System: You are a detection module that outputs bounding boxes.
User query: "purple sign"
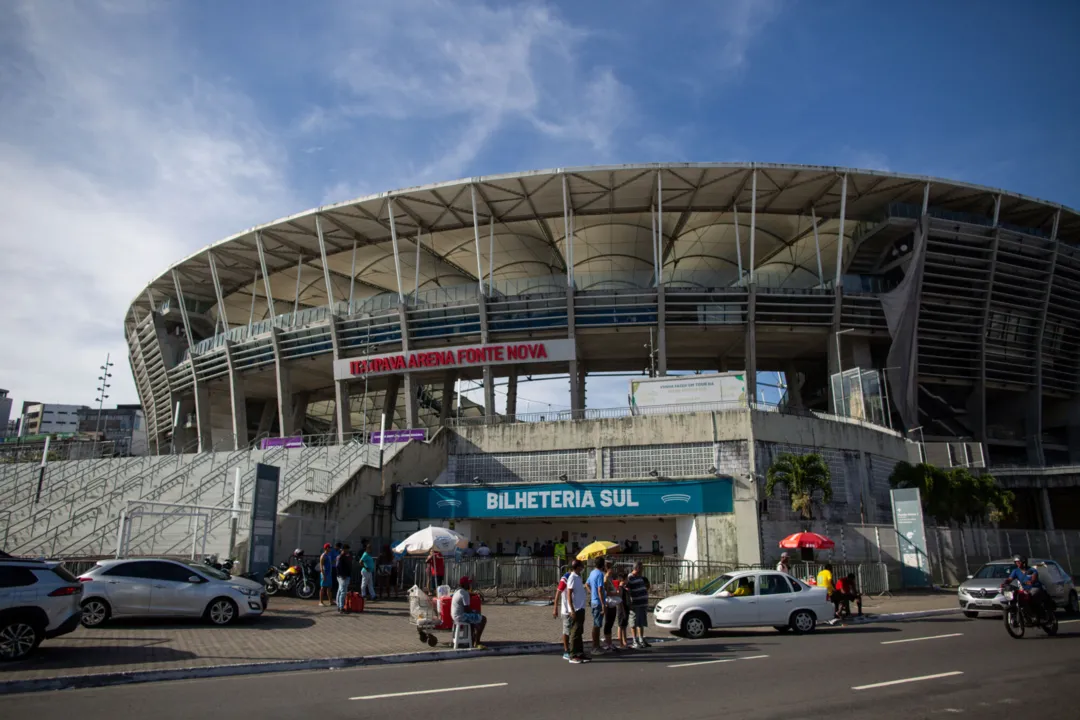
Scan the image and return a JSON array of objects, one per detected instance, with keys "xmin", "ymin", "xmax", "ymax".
[
  {"xmin": 369, "ymin": 428, "xmax": 427, "ymax": 444},
  {"xmin": 260, "ymin": 436, "xmax": 304, "ymax": 450}
]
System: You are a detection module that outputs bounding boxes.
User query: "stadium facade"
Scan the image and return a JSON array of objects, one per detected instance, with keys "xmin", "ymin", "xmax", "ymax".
[{"xmin": 126, "ymin": 163, "xmax": 1079, "ymax": 468}]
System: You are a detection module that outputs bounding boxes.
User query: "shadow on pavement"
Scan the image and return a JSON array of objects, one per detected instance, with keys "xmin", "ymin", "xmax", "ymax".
[
  {"xmin": 8, "ymin": 645, "xmax": 198, "ymax": 672},
  {"xmin": 93, "ymin": 614, "xmax": 315, "ymax": 630}
]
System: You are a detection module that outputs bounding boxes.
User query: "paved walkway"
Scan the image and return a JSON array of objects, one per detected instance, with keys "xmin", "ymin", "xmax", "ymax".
[{"xmin": 2, "ymin": 591, "xmax": 957, "ymax": 684}]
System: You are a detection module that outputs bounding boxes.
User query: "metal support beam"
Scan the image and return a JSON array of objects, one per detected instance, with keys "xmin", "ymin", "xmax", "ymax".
[
  {"xmin": 224, "ymin": 342, "xmax": 248, "ymax": 450},
  {"xmin": 471, "ymin": 185, "xmax": 485, "ymax": 296},
  {"xmin": 733, "ymin": 204, "xmax": 743, "ymax": 284},
  {"xmin": 387, "ymin": 199, "xmax": 405, "ymax": 304},
  {"xmin": 834, "ymin": 173, "xmax": 848, "ymax": 287},
  {"xmin": 745, "ymin": 286, "xmax": 757, "ymax": 403},
  {"xmin": 657, "ymin": 169, "xmax": 664, "ymax": 286},
  {"xmin": 269, "ymin": 328, "xmax": 294, "ymax": 437},
  {"xmin": 811, "ymin": 206, "xmax": 825, "ymax": 287},
  {"xmin": 327, "ymin": 316, "xmax": 351, "ymax": 444},
  {"xmin": 1030, "ymin": 210, "xmax": 1062, "ymax": 466},
  {"xmin": 315, "ymin": 215, "xmax": 336, "ymax": 310},
  {"xmin": 922, "ymin": 181, "xmax": 931, "ymax": 216},
  {"xmin": 348, "ymin": 240, "xmax": 357, "ymax": 312},
  {"xmin": 414, "ymin": 230, "xmax": 422, "ymax": 301},
  {"xmin": 247, "ymin": 271, "xmax": 257, "ymax": 333},
  {"xmin": 397, "ymin": 305, "xmax": 418, "ymax": 428},
  {"xmin": 976, "ymin": 230, "xmax": 1002, "ymax": 443},
  {"xmin": 254, "ymin": 231, "xmax": 277, "ymax": 321},
  {"xmin": 749, "ymin": 169, "xmax": 757, "ymax": 284},
  {"xmin": 506, "ymin": 367, "xmax": 518, "ymax": 422},
  {"xmin": 992, "ymin": 194, "xmax": 1001, "ymax": 227},
  {"xmin": 207, "ymin": 251, "xmax": 229, "ymax": 332},
  {"xmin": 478, "ymin": 295, "xmax": 495, "ymax": 415},
  {"xmin": 439, "ymin": 371, "xmax": 457, "ymax": 423},
  {"xmin": 292, "ymin": 254, "xmax": 303, "ymax": 321},
  {"xmin": 657, "ymin": 284, "xmax": 667, "ymax": 376},
  {"xmin": 488, "ymin": 214, "xmax": 495, "ymax": 293},
  {"xmin": 170, "ymin": 269, "xmax": 195, "ymax": 350}
]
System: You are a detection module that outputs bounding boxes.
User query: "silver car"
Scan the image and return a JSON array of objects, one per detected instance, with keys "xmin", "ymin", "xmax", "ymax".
[
  {"xmin": 78, "ymin": 558, "xmax": 267, "ymax": 627},
  {"xmin": 0, "ymin": 558, "xmax": 84, "ymax": 661},
  {"xmin": 958, "ymin": 558, "xmax": 1078, "ymax": 618}
]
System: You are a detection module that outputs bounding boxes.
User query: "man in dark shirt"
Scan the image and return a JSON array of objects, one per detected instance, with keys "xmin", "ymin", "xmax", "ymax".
[{"xmin": 625, "ymin": 562, "xmax": 651, "ymax": 648}]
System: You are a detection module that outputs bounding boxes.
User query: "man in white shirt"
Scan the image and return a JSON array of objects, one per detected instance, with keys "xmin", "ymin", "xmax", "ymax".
[
  {"xmin": 476, "ymin": 542, "xmax": 491, "ymax": 557},
  {"xmin": 564, "ymin": 559, "xmax": 590, "ymax": 663},
  {"xmin": 450, "ymin": 576, "xmax": 486, "ymax": 649}
]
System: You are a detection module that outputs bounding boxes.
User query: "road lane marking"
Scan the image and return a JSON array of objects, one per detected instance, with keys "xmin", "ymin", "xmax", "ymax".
[
  {"xmin": 668, "ymin": 654, "xmax": 769, "ymax": 668},
  {"xmin": 852, "ymin": 671, "xmax": 963, "ymax": 691},
  {"xmin": 350, "ymin": 682, "xmax": 508, "ymax": 700},
  {"xmin": 880, "ymin": 632, "xmax": 963, "ymax": 645}
]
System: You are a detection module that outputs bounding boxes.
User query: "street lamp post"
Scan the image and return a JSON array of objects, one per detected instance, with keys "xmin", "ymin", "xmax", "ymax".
[{"xmin": 834, "ymin": 328, "xmax": 855, "ymax": 416}]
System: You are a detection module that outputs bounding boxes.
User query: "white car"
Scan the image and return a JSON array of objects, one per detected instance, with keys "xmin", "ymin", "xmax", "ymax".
[
  {"xmin": 654, "ymin": 570, "xmax": 833, "ymax": 638},
  {"xmin": 78, "ymin": 558, "xmax": 267, "ymax": 627}
]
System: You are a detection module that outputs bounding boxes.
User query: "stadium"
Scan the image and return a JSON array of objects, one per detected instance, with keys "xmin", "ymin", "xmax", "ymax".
[{"xmin": 13, "ymin": 162, "xmax": 1080, "ymax": 577}]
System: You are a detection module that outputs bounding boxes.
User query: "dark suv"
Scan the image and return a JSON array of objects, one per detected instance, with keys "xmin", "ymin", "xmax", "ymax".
[{"xmin": 0, "ymin": 557, "xmax": 84, "ymax": 660}]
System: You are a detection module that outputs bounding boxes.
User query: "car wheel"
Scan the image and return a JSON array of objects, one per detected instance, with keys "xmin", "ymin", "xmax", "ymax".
[
  {"xmin": 206, "ymin": 598, "xmax": 238, "ymax": 626},
  {"xmin": 963, "ymin": 611, "xmax": 979, "ymax": 619},
  {"xmin": 0, "ymin": 619, "xmax": 42, "ymax": 661},
  {"xmin": 1067, "ymin": 591, "xmax": 1078, "ymax": 616},
  {"xmin": 681, "ymin": 612, "xmax": 709, "ymax": 640},
  {"xmin": 789, "ymin": 610, "xmax": 816, "ymax": 634},
  {"xmin": 81, "ymin": 598, "xmax": 111, "ymax": 628}
]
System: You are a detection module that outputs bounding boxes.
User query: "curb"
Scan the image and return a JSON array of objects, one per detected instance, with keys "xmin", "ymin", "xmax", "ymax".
[{"xmin": 0, "ymin": 642, "xmax": 559, "ymax": 697}]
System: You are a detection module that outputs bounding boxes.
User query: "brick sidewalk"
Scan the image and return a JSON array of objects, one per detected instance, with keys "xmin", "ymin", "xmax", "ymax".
[{"xmin": 1, "ymin": 592, "xmax": 957, "ymax": 684}]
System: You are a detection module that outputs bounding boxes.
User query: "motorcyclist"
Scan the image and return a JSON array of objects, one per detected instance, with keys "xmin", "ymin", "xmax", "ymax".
[{"xmin": 1004, "ymin": 555, "xmax": 1054, "ymax": 621}]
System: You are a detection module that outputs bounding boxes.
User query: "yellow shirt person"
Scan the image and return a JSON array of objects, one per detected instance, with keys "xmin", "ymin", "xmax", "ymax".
[{"xmin": 816, "ymin": 566, "xmax": 834, "ymax": 597}]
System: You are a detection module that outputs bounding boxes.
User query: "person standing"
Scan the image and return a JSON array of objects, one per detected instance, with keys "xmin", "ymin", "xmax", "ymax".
[
  {"xmin": 359, "ymin": 542, "xmax": 377, "ymax": 601},
  {"xmin": 335, "ymin": 544, "xmax": 354, "ymax": 613},
  {"xmin": 426, "ymin": 548, "xmax": 445, "ymax": 592},
  {"xmin": 476, "ymin": 541, "xmax": 491, "ymax": 558},
  {"xmin": 319, "ymin": 543, "xmax": 335, "ymax": 606},
  {"xmin": 586, "ymin": 557, "xmax": 607, "ymax": 654},
  {"xmin": 553, "ymin": 567, "xmax": 572, "ymax": 660},
  {"xmin": 602, "ymin": 564, "xmax": 621, "ymax": 652},
  {"xmin": 777, "ymin": 552, "xmax": 791, "ymax": 574},
  {"xmin": 565, "ymin": 559, "xmax": 589, "ymax": 663},
  {"xmin": 625, "ymin": 562, "xmax": 651, "ymax": 648},
  {"xmin": 816, "ymin": 563, "xmax": 835, "ymax": 601}
]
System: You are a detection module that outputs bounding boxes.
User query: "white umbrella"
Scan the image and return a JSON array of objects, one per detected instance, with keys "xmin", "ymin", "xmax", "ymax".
[{"xmin": 394, "ymin": 525, "xmax": 467, "ymax": 555}]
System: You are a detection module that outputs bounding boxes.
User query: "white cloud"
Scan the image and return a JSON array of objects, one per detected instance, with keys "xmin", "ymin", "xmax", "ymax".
[
  {"xmin": 716, "ymin": 0, "xmax": 783, "ymax": 70},
  {"xmin": 0, "ymin": 1, "xmax": 296, "ymax": 415},
  {"xmin": 303, "ymin": 0, "xmax": 632, "ymax": 188}
]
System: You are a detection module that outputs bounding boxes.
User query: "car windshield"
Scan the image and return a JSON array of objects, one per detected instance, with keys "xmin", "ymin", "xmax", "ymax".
[
  {"xmin": 973, "ymin": 564, "xmax": 1012, "ymax": 580},
  {"xmin": 186, "ymin": 562, "xmax": 227, "ymax": 581},
  {"xmin": 694, "ymin": 574, "xmax": 735, "ymax": 595}
]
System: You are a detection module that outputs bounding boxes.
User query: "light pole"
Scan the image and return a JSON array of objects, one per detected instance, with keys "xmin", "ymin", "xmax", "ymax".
[
  {"xmin": 834, "ymin": 328, "xmax": 855, "ymax": 416},
  {"xmin": 95, "ymin": 354, "xmax": 114, "ymax": 435}
]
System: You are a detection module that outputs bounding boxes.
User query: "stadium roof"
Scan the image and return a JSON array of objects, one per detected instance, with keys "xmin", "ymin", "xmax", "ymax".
[{"xmin": 127, "ymin": 162, "xmax": 1079, "ymax": 329}]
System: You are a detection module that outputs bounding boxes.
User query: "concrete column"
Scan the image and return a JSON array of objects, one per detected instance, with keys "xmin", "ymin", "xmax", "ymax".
[
  {"xmin": 506, "ymin": 366, "xmax": 518, "ymax": 421},
  {"xmin": 290, "ymin": 391, "xmax": 310, "ymax": 436},
  {"xmin": 1039, "ymin": 486, "xmax": 1056, "ymax": 531},
  {"xmin": 269, "ymin": 328, "xmax": 294, "ymax": 437},
  {"xmin": 256, "ymin": 400, "xmax": 276, "ymax": 438},
  {"xmin": 656, "ymin": 286, "xmax": 668, "ymax": 376},
  {"xmin": 1026, "ymin": 389, "xmax": 1044, "ymax": 467},
  {"xmin": 575, "ymin": 361, "xmax": 587, "ymax": 411},
  {"xmin": 397, "ymin": 306, "xmax": 418, "ymax": 429},
  {"xmin": 783, "ymin": 363, "xmax": 803, "ymax": 409},
  {"xmin": 477, "ymin": 295, "xmax": 496, "ymax": 415},
  {"xmin": 327, "ymin": 313, "xmax": 351, "ymax": 444},
  {"xmin": 193, "ymin": 380, "xmax": 212, "ymax": 452},
  {"xmin": 169, "ymin": 393, "xmax": 196, "ymax": 453},
  {"xmin": 745, "ymin": 286, "xmax": 757, "ymax": 404},
  {"xmin": 224, "ymin": 343, "xmax": 248, "ymax": 450},
  {"xmin": 567, "ymin": 287, "xmax": 582, "ymax": 418},
  {"xmin": 383, "ymin": 374, "xmax": 402, "ymax": 427},
  {"xmin": 439, "ymin": 371, "xmax": 457, "ymax": 423}
]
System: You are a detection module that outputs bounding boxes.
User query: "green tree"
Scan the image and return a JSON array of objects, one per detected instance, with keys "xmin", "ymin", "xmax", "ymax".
[
  {"xmin": 888, "ymin": 461, "xmax": 1014, "ymax": 526},
  {"xmin": 764, "ymin": 452, "xmax": 833, "ymax": 521}
]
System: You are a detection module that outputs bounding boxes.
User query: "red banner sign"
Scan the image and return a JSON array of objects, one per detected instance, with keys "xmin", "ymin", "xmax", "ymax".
[{"xmin": 333, "ymin": 339, "xmax": 575, "ymax": 380}]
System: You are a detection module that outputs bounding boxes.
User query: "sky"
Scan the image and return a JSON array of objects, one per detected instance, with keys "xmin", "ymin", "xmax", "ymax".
[{"xmin": 1, "ymin": 0, "xmax": 1078, "ymax": 418}]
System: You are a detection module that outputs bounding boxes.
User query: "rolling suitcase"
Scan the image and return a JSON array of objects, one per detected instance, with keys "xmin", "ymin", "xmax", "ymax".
[{"xmin": 345, "ymin": 591, "xmax": 365, "ymax": 613}]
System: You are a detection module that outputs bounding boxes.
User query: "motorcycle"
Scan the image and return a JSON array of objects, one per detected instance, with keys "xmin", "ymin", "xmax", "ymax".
[
  {"xmin": 264, "ymin": 559, "xmax": 318, "ymax": 600},
  {"xmin": 1002, "ymin": 579, "xmax": 1058, "ymax": 639}
]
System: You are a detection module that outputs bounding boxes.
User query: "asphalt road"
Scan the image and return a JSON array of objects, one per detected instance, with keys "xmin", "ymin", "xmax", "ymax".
[{"xmin": 7, "ymin": 615, "xmax": 1080, "ymax": 719}]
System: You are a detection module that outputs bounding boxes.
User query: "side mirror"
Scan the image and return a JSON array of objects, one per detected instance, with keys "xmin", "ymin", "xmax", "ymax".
[
  {"xmin": 717, "ymin": 590, "xmax": 732, "ymax": 598},
  {"xmin": 187, "ymin": 576, "xmax": 204, "ymax": 584}
]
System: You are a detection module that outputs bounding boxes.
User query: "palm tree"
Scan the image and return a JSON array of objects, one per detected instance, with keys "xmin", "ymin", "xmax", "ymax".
[{"xmin": 764, "ymin": 452, "xmax": 833, "ymax": 521}]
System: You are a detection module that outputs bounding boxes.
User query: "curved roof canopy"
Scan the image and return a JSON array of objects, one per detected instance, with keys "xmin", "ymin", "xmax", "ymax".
[{"xmin": 127, "ymin": 163, "xmax": 1078, "ymax": 330}]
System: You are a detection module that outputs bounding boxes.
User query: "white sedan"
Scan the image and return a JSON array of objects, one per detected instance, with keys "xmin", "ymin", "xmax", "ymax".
[{"xmin": 653, "ymin": 570, "xmax": 833, "ymax": 638}]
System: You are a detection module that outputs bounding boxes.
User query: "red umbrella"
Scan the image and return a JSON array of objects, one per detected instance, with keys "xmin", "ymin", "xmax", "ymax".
[{"xmin": 778, "ymin": 531, "xmax": 835, "ymax": 550}]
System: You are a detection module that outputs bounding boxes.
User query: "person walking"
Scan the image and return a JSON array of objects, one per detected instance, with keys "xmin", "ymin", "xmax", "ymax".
[
  {"xmin": 319, "ymin": 543, "xmax": 335, "ymax": 606},
  {"xmin": 359, "ymin": 542, "xmax": 377, "ymax": 601},
  {"xmin": 565, "ymin": 559, "xmax": 590, "ymax": 663},
  {"xmin": 553, "ymin": 567, "xmax": 572, "ymax": 660},
  {"xmin": 625, "ymin": 562, "xmax": 651, "ymax": 648},
  {"xmin": 335, "ymin": 544, "xmax": 354, "ymax": 613},
  {"xmin": 586, "ymin": 557, "xmax": 608, "ymax": 654}
]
